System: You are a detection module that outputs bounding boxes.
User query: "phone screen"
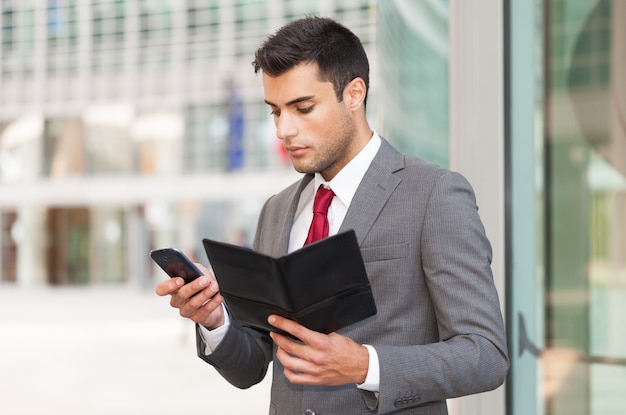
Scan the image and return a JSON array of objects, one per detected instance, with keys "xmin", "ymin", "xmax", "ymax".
[{"xmin": 150, "ymin": 248, "xmax": 202, "ymax": 284}]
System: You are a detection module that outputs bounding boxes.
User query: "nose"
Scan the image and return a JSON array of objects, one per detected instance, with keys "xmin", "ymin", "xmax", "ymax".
[{"xmin": 275, "ymin": 112, "xmax": 297, "ymax": 140}]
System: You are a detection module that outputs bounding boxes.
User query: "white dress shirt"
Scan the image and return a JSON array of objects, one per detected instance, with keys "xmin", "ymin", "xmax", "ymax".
[{"xmin": 199, "ymin": 132, "xmax": 382, "ymax": 392}]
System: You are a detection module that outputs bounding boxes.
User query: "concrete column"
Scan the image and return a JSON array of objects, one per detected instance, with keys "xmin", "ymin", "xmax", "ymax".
[{"xmin": 448, "ymin": 1, "xmax": 506, "ymax": 414}]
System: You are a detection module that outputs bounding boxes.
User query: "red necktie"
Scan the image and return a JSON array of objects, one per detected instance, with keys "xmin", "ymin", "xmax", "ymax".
[{"xmin": 304, "ymin": 185, "xmax": 335, "ymax": 245}]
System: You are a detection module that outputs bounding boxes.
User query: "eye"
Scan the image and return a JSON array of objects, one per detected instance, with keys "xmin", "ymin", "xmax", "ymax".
[
  {"xmin": 270, "ymin": 109, "xmax": 281, "ymax": 117},
  {"xmin": 297, "ymin": 106, "xmax": 314, "ymax": 114}
]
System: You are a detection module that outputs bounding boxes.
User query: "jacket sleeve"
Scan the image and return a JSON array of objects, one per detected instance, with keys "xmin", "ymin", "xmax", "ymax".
[
  {"xmin": 196, "ymin": 320, "xmax": 273, "ymax": 389},
  {"xmin": 374, "ymin": 171, "xmax": 509, "ymax": 414}
]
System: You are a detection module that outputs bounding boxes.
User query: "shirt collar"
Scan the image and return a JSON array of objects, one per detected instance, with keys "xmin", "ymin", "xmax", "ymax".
[{"xmin": 314, "ymin": 131, "xmax": 382, "ymax": 207}]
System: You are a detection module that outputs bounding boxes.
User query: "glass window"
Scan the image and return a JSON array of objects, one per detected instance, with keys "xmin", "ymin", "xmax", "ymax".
[
  {"xmin": 1, "ymin": 3, "xmax": 35, "ymax": 76},
  {"xmin": 377, "ymin": 0, "xmax": 449, "ymax": 166},
  {"xmin": 92, "ymin": 1, "xmax": 125, "ymax": 72},
  {"xmin": 46, "ymin": 1, "xmax": 78, "ymax": 73},
  {"xmin": 546, "ymin": 1, "xmax": 626, "ymax": 413},
  {"xmin": 185, "ymin": 104, "xmax": 229, "ymax": 173},
  {"xmin": 137, "ymin": 0, "xmax": 171, "ymax": 69},
  {"xmin": 2, "ymin": 2, "xmax": 15, "ymax": 50},
  {"xmin": 510, "ymin": 0, "xmax": 626, "ymax": 414}
]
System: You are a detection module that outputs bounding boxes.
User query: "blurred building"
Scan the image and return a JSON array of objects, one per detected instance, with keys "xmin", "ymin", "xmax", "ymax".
[
  {"xmin": 0, "ymin": 0, "xmax": 379, "ymax": 287},
  {"xmin": 1, "ymin": 1, "xmax": 625, "ymax": 415}
]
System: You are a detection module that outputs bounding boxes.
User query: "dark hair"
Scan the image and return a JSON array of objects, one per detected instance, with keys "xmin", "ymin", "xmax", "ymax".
[{"xmin": 252, "ymin": 16, "xmax": 369, "ymax": 104}]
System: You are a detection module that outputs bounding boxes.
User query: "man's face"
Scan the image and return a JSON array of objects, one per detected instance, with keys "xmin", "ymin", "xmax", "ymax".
[{"xmin": 263, "ymin": 63, "xmax": 359, "ymax": 181}]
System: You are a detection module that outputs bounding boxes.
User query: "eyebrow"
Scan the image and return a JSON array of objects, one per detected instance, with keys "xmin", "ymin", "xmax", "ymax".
[{"xmin": 264, "ymin": 95, "xmax": 315, "ymax": 107}]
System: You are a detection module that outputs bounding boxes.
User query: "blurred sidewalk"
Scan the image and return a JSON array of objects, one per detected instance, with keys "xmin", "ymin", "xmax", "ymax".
[{"xmin": 0, "ymin": 285, "xmax": 270, "ymax": 415}]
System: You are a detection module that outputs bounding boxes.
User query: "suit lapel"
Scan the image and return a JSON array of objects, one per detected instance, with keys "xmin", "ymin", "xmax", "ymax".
[{"xmin": 339, "ymin": 139, "xmax": 404, "ymax": 246}]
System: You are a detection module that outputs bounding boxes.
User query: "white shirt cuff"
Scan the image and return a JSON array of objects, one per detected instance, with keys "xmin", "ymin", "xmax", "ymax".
[
  {"xmin": 357, "ymin": 344, "xmax": 380, "ymax": 392},
  {"xmin": 197, "ymin": 304, "xmax": 230, "ymax": 354}
]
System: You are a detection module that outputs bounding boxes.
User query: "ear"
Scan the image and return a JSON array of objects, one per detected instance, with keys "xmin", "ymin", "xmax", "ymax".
[{"xmin": 343, "ymin": 77, "xmax": 367, "ymax": 111}]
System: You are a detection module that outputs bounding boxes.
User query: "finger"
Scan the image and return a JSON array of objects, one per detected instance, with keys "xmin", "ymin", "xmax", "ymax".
[
  {"xmin": 271, "ymin": 330, "xmax": 330, "ymax": 372},
  {"xmin": 176, "ymin": 275, "xmax": 214, "ymax": 298},
  {"xmin": 268, "ymin": 314, "xmax": 318, "ymax": 344},
  {"xmin": 270, "ymin": 331, "xmax": 302, "ymax": 354},
  {"xmin": 269, "ymin": 326, "xmax": 321, "ymax": 370},
  {"xmin": 155, "ymin": 277, "xmax": 184, "ymax": 296},
  {"xmin": 275, "ymin": 344, "xmax": 310, "ymax": 371},
  {"xmin": 168, "ymin": 276, "xmax": 208, "ymax": 308},
  {"xmin": 190, "ymin": 293, "xmax": 225, "ymax": 324},
  {"xmin": 179, "ymin": 280, "xmax": 220, "ymax": 316},
  {"xmin": 274, "ymin": 342, "xmax": 327, "ymax": 386},
  {"xmin": 195, "ymin": 263, "xmax": 215, "ymax": 280},
  {"xmin": 283, "ymin": 369, "xmax": 315, "ymax": 385}
]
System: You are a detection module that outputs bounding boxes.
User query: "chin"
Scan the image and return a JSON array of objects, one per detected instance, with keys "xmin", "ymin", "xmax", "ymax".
[
  {"xmin": 292, "ymin": 162, "xmax": 313, "ymax": 175},
  {"xmin": 293, "ymin": 166, "xmax": 312, "ymax": 175}
]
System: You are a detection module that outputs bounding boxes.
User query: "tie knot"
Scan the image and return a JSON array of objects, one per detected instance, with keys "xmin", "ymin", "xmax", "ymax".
[{"xmin": 313, "ymin": 186, "xmax": 335, "ymax": 214}]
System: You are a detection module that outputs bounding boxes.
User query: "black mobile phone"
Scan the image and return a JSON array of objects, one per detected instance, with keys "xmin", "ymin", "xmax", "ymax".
[{"xmin": 150, "ymin": 248, "xmax": 202, "ymax": 284}]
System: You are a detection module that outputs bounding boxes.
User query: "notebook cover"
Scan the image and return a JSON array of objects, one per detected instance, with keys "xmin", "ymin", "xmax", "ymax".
[{"xmin": 202, "ymin": 230, "xmax": 377, "ymax": 334}]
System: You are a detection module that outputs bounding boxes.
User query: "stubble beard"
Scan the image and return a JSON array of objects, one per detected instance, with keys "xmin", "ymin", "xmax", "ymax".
[{"xmin": 290, "ymin": 111, "xmax": 357, "ymax": 179}]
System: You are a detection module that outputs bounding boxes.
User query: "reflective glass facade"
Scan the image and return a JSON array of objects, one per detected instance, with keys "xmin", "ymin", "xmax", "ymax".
[
  {"xmin": 509, "ymin": 0, "xmax": 626, "ymax": 414},
  {"xmin": 379, "ymin": 0, "xmax": 449, "ymax": 167}
]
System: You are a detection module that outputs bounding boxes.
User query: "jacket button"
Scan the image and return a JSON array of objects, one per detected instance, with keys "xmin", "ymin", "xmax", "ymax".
[{"xmin": 303, "ymin": 410, "xmax": 316, "ymax": 415}]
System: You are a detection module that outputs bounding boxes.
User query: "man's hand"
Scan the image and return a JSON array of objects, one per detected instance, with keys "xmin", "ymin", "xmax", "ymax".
[
  {"xmin": 268, "ymin": 314, "xmax": 369, "ymax": 386},
  {"xmin": 155, "ymin": 264, "xmax": 225, "ymax": 330}
]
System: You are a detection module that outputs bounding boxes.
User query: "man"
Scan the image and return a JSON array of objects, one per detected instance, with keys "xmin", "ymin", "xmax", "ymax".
[{"xmin": 156, "ymin": 16, "xmax": 509, "ymax": 414}]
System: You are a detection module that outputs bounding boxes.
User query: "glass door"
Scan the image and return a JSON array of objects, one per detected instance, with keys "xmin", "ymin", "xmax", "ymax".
[
  {"xmin": 544, "ymin": 0, "xmax": 626, "ymax": 413},
  {"xmin": 544, "ymin": 0, "xmax": 626, "ymax": 415},
  {"xmin": 510, "ymin": 1, "xmax": 626, "ymax": 414}
]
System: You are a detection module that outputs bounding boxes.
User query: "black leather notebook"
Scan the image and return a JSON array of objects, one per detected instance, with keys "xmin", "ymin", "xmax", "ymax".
[{"xmin": 202, "ymin": 230, "xmax": 377, "ymax": 334}]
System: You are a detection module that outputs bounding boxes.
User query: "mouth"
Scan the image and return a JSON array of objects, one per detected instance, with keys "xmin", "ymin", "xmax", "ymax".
[{"xmin": 286, "ymin": 145, "xmax": 308, "ymax": 158}]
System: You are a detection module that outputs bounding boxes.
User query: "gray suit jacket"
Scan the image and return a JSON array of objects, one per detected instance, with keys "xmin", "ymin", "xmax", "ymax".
[{"xmin": 197, "ymin": 138, "xmax": 509, "ymax": 414}]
